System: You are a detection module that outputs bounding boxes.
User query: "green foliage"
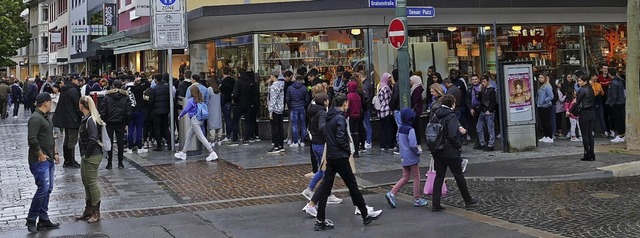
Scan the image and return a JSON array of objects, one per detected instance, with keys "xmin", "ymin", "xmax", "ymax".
[{"xmin": 0, "ymin": 0, "xmax": 31, "ymax": 67}]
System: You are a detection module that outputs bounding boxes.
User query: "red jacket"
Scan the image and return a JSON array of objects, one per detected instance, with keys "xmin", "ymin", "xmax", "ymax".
[{"xmin": 346, "ymin": 81, "xmax": 362, "ymax": 119}]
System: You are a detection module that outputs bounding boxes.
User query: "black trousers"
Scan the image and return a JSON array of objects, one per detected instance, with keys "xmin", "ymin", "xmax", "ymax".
[
  {"xmin": 0, "ymin": 97, "xmax": 7, "ymax": 117},
  {"xmin": 270, "ymin": 113, "xmax": 284, "ymax": 147},
  {"xmin": 152, "ymin": 113, "xmax": 170, "ymax": 148},
  {"xmin": 579, "ymin": 109, "xmax": 595, "ymax": 154},
  {"xmin": 379, "ymin": 115, "xmax": 395, "ymax": 149},
  {"xmin": 432, "ymin": 155, "xmax": 472, "ymax": 207},
  {"xmin": 348, "ymin": 117, "xmax": 360, "ymax": 154},
  {"xmin": 538, "ymin": 106, "xmax": 553, "ymax": 138},
  {"xmin": 611, "ymin": 104, "xmax": 625, "ymax": 135},
  {"xmin": 233, "ymin": 106, "xmax": 253, "ymax": 142},
  {"xmin": 314, "ymin": 158, "xmax": 368, "ymax": 221},
  {"xmin": 63, "ymin": 128, "xmax": 79, "ymax": 164},
  {"xmin": 12, "ymin": 101, "xmax": 20, "ymax": 117},
  {"xmin": 143, "ymin": 119, "xmax": 154, "ymax": 142},
  {"xmin": 106, "ymin": 123, "xmax": 126, "ymax": 162}
]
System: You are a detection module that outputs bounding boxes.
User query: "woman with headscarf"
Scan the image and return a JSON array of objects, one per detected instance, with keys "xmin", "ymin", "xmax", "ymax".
[
  {"xmin": 409, "ymin": 75, "xmax": 425, "ymax": 145},
  {"xmin": 377, "ymin": 72, "xmax": 394, "ymax": 150}
]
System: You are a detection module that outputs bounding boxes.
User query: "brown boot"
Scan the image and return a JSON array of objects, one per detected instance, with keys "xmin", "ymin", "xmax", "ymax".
[
  {"xmin": 87, "ymin": 201, "xmax": 101, "ymax": 223},
  {"xmin": 75, "ymin": 200, "xmax": 92, "ymax": 221}
]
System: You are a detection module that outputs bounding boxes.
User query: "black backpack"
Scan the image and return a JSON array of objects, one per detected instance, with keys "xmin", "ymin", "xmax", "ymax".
[{"xmin": 425, "ymin": 111, "xmax": 454, "ymax": 152}]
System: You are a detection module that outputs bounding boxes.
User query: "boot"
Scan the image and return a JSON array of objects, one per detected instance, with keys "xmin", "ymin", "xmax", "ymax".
[
  {"xmin": 589, "ymin": 150, "xmax": 596, "ymax": 161},
  {"xmin": 87, "ymin": 201, "xmax": 101, "ymax": 223},
  {"xmin": 75, "ymin": 199, "xmax": 93, "ymax": 221},
  {"xmin": 106, "ymin": 156, "xmax": 112, "ymax": 170},
  {"xmin": 63, "ymin": 147, "xmax": 80, "ymax": 168},
  {"xmin": 118, "ymin": 158, "xmax": 125, "ymax": 169}
]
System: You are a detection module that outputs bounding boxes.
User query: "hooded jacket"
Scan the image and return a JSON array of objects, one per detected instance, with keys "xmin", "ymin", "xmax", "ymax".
[
  {"xmin": 346, "ymin": 81, "xmax": 362, "ymax": 118},
  {"xmin": 606, "ymin": 76, "xmax": 625, "ymax": 106},
  {"xmin": 398, "ymin": 109, "xmax": 421, "ymax": 166},
  {"xmin": 52, "ymin": 83, "xmax": 82, "ymax": 129},
  {"xmin": 308, "ymin": 103, "xmax": 327, "ymax": 145},
  {"xmin": 268, "ymin": 80, "xmax": 285, "ymax": 115},
  {"xmin": 232, "ymin": 72, "xmax": 258, "ymax": 108},
  {"xmin": 286, "ymin": 81, "xmax": 309, "ymax": 110},
  {"xmin": 100, "ymin": 89, "xmax": 132, "ymax": 124},
  {"xmin": 430, "ymin": 105, "xmax": 462, "ymax": 159},
  {"xmin": 324, "ymin": 107, "xmax": 350, "ymax": 159}
]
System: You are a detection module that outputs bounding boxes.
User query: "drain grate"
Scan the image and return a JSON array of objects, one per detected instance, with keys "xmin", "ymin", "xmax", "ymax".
[{"xmin": 52, "ymin": 235, "xmax": 109, "ymax": 238}]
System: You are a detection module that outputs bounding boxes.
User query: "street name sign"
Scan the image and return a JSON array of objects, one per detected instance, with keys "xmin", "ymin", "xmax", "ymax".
[
  {"xmin": 369, "ymin": 0, "xmax": 396, "ymax": 8},
  {"xmin": 407, "ymin": 6, "xmax": 436, "ymax": 18}
]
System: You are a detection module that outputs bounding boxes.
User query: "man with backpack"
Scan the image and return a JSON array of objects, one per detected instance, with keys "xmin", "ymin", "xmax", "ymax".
[{"xmin": 99, "ymin": 80, "xmax": 132, "ymax": 169}]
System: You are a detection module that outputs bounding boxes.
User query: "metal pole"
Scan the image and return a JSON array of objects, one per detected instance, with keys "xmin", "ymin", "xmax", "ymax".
[
  {"xmin": 168, "ymin": 48, "xmax": 175, "ymax": 151},
  {"xmin": 396, "ymin": 0, "xmax": 410, "ymax": 109}
]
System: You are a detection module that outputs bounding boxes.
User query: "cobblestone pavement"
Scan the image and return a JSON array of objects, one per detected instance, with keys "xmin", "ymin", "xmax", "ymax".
[{"xmin": 392, "ymin": 176, "xmax": 640, "ymax": 238}]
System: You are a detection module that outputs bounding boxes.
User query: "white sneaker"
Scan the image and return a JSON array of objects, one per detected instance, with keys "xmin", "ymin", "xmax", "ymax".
[
  {"xmin": 610, "ymin": 131, "xmax": 616, "ymax": 138},
  {"xmin": 302, "ymin": 203, "xmax": 317, "ymax": 217},
  {"xmin": 542, "ymin": 137, "xmax": 554, "ymax": 143},
  {"xmin": 570, "ymin": 137, "xmax": 580, "ymax": 142},
  {"xmin": 12, "ymin": 116, "xmax": 17, "ymax": 119},
  {"xmin": 300, "ymin": 142, "xmax": 305, "ymax": 147},
  {"xmin": 137, "ymin": 148, "xmax": 149, "ymax": 154},
  {"xmin": 611, "ymin": 136, "xmax": 625, "ymax": 143},
  {"xmin": 126, "ymin": 149, "xmax": 133, "ymax": 155},
  {"xmin": 290, "ymin": 143, "xmax": 299, "ymax": 148},
  {"xmin": 206, "ymin": 151, "xmax": 218, "ymax": 161},
  {"xmin": 217, "ymin": 141, "xmax": 222, "ymax": 146},
  {"xmin": 301, "ymin": 188, "xmax": 314, "ymax": 200},
  {"xmin": 220, "ymin": 137, "xmax": 230, "ymax": 143},
  {"xmin": 461, "ymin": 159, "xmax": 469, "ymax": 173},
  {"xmin": 354, "ymin": 206, "xmax": 382, "ymax": 217},
  {"xmin": 304, "ymin": 172, "xmax": 314, "ymax": 179},
  {"xmin": 538, "ymin": 137, "xmax": 546, "ymax": 142},
  {"xmin": 327, "ymin": 194, "xmax": 343, "ymax": 204},
  {"xmin": 496, "ymin": 133, "xmax": 502, "ymax": 139},
  {"xmin": 364, "ymin": 143, "xmax": 372, "ymax": 149},
  {"xmin": 174, "ymin": 151, "xmax": 186, "ymax": 160},
  {"xmin": 466, "ymin": 135, "xmax": 471, "ymax": 141}
]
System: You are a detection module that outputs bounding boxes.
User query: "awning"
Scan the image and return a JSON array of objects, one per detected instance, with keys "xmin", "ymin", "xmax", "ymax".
[
  {"xmin": 114, "ymin": 42, "xmax": 152, "ymax": 55},
  {"xmin": 70, "ymin": 49, "xmax": 114, "ymax": 59}
]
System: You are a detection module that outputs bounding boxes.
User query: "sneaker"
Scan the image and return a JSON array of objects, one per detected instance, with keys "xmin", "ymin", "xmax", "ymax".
[
  {"xmin": 299, "ymin": 142, "xmax": 305, "ymax": 147},
  {"xmin": 220, "ymin": 137, "xmax": 230, "ymax": 143},
  {"xmin": 248, "ymin": 139, "xmax": 256, "ymax": 143},
  {"xmin": 364, "ymin": 143, "xmax": 372, "ymax": 149},
  {"xmin": 267, "ymin": 146, "xmax": 284, "ymax": 154},
  {"xmin": 217, "ymin": 141, "xmax": 222, "ymax": 146},
  {"xmin": 290, "ymin": 143, "xmax": 299, "ymax": 148},
  {"xmin": 137, "ymin": 148, "xmax": 149, "ymax": 154},
  {"xmin": 302, "ymin": 204, "xmax": 317, "ymax": 217},
  {"xmin": 431, "ymin": 205, "xmax": 446, "ymax": 212},
  {"xmin": 466, "ymin": 135, "xmax": 471, "ymax": 141},
  {"xmin": 413, "ymin": 198, "xmax": 429, "ymax": 207},
  {"xmin": 538, "ymin": 137, "xmax": 547, "ymax": 142},
  {"xmin": 242, "ymin": 140, "xmax": 250, "ymax": 146},
  {"xmin": 611, "ymin": 136, "xmax": 625, "ymax": 143},
  {"xmin": 206, "ymin": 151, "xmax": 218, "ymax": 161},
  {"xmin": 36, "ymin": 219, "xmax": 60, "ymax": 231},
  {"xmin": 610, "ymin": 131, "xmax": 616, "ymax": 138},
  {"xmin": 354, "ymin": 206, "xmax": 382, "ymax": 216},
  {"xmin": 465, "ymin": 197, "xmax": 480, "ymax": 207},
  {"xmin": 301, "ymin": 188, "xmax": 314, "ymax": 200},
  {"xmin": 13, "ymin": 116, "xmax": 18, "ymax": 119},
  {"xmin": 174, "ymin": 151, "xmax": 187, "ymax": 160},
  {"xmin": 327, "ymin": 194, "xmax": 343, "ymax": 204},
  {"xmin": 304, "ymin": 172, "xmax": 314, "ymax": 179},
  {"xmin": 570, "ymin": 137, "xmax": 580, "ymax": 142},
  {"xmin": 542, "ymin": 137, "xmax": 554, "ymax": 143},
  {"xmin": 126, "ymin": 149, "xmax": 133, "ymax": 155},
  {"xmin": 496, "ymin": 133, "xmax": 502, "ymax": 139},
  {"xmin": 229, "ymin": 141, "xmax": 240, "ymax": 147},
  {"xmin": 314, "ymin": 219, "xmax": 334, "ymax": 231},
  {"xmin": 210, "ymin": 142, "xmax": 217, "ymax": 148},
  {"xmin": 600, "ymin": 132, "xmax": 609, "ymax": 138},
  {"xmin": 393, "ymin": 148, "xmax": 400, "ymax": 155},
  {"xmin": 254, "ymin": 137, "xmax": 261, "ymax": 142},
  {"xmin": 385, "ymin": 192, "xmax": 396, "ymax": 208},
  {"xmin": 461, "ymin": 159, "xmax": 469, "ymax": 173},
  {"xmin": 286, "ymin": 139, "xmax": 292, "ymax": 145},
  {"xmin": 26, "ymin": 219, "xmax": 37, "ymax": 234},
  {"xmin": 363, "ymin": 210, "xmax": 382, "ymax": 225}
]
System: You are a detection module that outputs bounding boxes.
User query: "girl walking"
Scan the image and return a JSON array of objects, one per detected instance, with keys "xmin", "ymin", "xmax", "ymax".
[
  {"xmin": 385, "ymin": 108, "xmax": 428, "ymax": 208},
  {"xmin": 174, "ymin": 85, "xmax": 218, "ymax": 162},
  {"xmin": 76, "ymin": 96, "xmax": 105, "ymax": 223}
]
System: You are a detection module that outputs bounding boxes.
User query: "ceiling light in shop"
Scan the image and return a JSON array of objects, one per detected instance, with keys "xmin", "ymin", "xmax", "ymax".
[
  {"xmin": 351, "ymin": 29, "xmax": 361, "ymax": 35},
  {"xmin": 447, "ymin": 27, "xmax": 457, "ymax": 32},
  {"xmin": 512, "ymin": 26, "xmax": 522, "ymax": 31},
  {"xmin": 484, "ymin": 26, "xmax": 491, "ymax": 30}
]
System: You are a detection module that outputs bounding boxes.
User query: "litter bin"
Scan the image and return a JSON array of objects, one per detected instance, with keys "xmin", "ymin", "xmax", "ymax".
[{"xmin": 178, "ymin": 96, "xmax": 202, "ymax": 156}]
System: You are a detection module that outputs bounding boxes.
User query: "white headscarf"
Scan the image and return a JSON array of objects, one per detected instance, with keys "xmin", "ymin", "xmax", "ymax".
[{"xmin": 410, "ymin": 75, "xmax": 423, "ymax": 95}]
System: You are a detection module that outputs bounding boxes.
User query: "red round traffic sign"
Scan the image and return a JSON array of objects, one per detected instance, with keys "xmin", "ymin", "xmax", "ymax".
[{"xmin": 388, "ymin": 18, "xmax": 406, "ymax": 49}]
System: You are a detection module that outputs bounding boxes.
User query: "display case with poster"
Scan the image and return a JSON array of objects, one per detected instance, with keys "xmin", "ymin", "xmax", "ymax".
[{"xmin": 503, "ymin": 63, "xmax": 536, "ymax": 125}]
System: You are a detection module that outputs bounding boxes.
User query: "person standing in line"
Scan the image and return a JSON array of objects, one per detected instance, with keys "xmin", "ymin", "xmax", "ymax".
[
  {"xmin": 346, "ymin": 80, "xmax": 362, "ymax": 157},
  {"xmin": 389, "ymin": 69, "xmax": 401, "ymax": 154},
  {"xmin": 536, "ymin": 74, "xmax": 555, "ymax": 143},
  {"xmin": 206, "ymin": 77, "xmax": 223, "ymax": 146},
  {"xmin": 24, "ymin": 78, "xmax": 39, "ymax": 115},
  {"xmin": 177, "ymin": 70, "xmax": 193, "ymax": 98},
  {"xmin": 590, "ymin": 73, "xmax": 608, "ymax": 138},
  {"xmin": 286, "ymin": 75, "xmax": 310, "ymax": 147},
  {"xmin": 26, "ymin": 93, "xmax": 61, "ymax": 233},
  {"xmin": 476, "ymin": 75, "xmax": 497, "ymax": 151},
  {"xmin": 430, "ymin": 95, "xmax": 479, "ymax": 212},
  {"xmin": 76, "ymin": 96, "xmax": 105, "ymax": 223},
  {"xmin": 385, "ymin": 108, "xmax": 428, "ymax": 208},
  {"xmin": 11, "ymin": 79, "xmax": 23, "ymax": 118},
  {"xmin": 357, "ymin": 70, "xmax": 374, "ymax": 149},
  {"xmin": 575, "ymin": 75, "xmax": 596, "ymax": 161},
  {"xmin": 99, "ymin": 80, "xmax": 132, "ymax": 169},
  {"xmin": 467, "ymin": 75, "xmax": 482, "ymax": 148},
  {"xmin": 267, "ymin": 71, "xmax": 286, "ymax": 153},
  {"xmin": 149, "ymin": 74, "xmax": 172, "ymax": 151},
  {"xmin": 0, "ymin": 79, "xmax": 10, "ymax": 119},
  {"xmin": 311, "ymin": 94, "xmax": 382, "ymax": 231},
  {"xmin": 409, "ymin": 75, "xmax": 425, "ymax": 145},
  {"xmin": 447, "ymin": 69, "xmax": 469, "ymax": 136},
  {"xmin": 230, "ymin": 70, "xmax": 257, "ymax": 145},
  {"xmin": 219, "ymin": 67, "xmax": 236, "ymax": 143},
  {"xmin": 553, "ymin": 80, "xmax": 566, "ymax": 138},
  {"xmin": 606, "ymin": 68, "xmax": 626, "ymax": 143},
  {"xmin": 174, "ymin": 85, "xmax": 219, "ymax": 161},
  {"xmin": 377, "ymin": 72, "xmax": 394, "ymax": 150},
  {"xmin": 49, "ymin": 85, "xmax": 60, "ymax": 139},
  {"xmin": 597, "ymin": 65, "xmax": 613, "ymax": 137},
  {"xmin": 125, "ymin": 75, "xmax": 150, "ymax": 154},
  {"xmin": 52, "ymin": 75, "xmax": 83, "ymax": 168}
]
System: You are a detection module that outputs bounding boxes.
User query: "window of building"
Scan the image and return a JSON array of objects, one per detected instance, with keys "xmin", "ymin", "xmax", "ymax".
[
  {"xmin": 42, "ymin": 37, "xmax": 48, "ymax": 52},
  {"xmin": 42, "ymin": 7, "xmax": 48, "ymax": 22}
]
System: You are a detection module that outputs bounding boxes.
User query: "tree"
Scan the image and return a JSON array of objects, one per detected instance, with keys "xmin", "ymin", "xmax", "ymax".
[
  {"xmin": 626, "ymin": 0, "xmax": 640, "ymax": 150},
  {"xmin": 0, "ymin": 0, "xmax": 31, "ymax": 67}
]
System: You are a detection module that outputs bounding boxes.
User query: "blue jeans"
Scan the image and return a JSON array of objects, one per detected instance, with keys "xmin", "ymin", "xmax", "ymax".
[
  {"xmin": 308, "ymin": 144, "xmax": 325, "ymax": 193},
  {"xmin": 290, "ymin": 107, "xmax": 307, "ymax": 144},
  {"xmin": 363, "ymin": 109, "xmax": 372, "ymax": 144},
  {"xmin": 128, "ymin": 111, "xmax": 144, "ymax": 149},
  {"xmin": 477, "ymin": 112, "xmax": 495, "ymax": 147},
  {"xmin": 222, "ymin": 103, "xmax": 234, "ymax": 139},
  {"xmin": 28, "ymin": 160, "xmax": 54, "ymax": 221}
]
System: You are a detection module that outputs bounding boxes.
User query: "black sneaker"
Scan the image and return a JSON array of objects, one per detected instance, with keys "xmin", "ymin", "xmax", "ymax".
[
  {"xmin": 267, "ymin": 147, "xmax": 283, "ymax": 154},
  {"xmin": 473, "ymin": 144, "xmax": 484, "ymax": 150},
  {"xmin": 314, "ymin": 219, "xmax": 335, "ymax": 231},
  {"xmin": 363, "ymin": 214, "xmax": 379, "ymax": 225},
  {"xmin": 483, "ymin": 146, "xmax": 494, "ymax": 151},
  {"xmin": 63, "ymin": 163, "xmax": 80, "ymax": 168},
  {"xmin": 36, "ymin": 219, "xmax": 60, "ymax": 231},
  {"xmin": 465, "ymin": 198, "xmax": 479, "ymax": 207},
  {"xmin": 26, "ymin": 219, "xmax": 37, "ymax": 234},
  {"xmin": 431, "ymin": 205, "xmax": 446, "ymax": 212}
]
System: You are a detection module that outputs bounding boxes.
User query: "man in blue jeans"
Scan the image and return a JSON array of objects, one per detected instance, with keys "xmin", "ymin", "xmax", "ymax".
[
  {"xmin": 286, "ymin": 75, "xmax": 310, "ymax": 147},
  {"xmin": 219, "ymin": 67, "xmax": 236, "ymax": 142},
  {"xmin": 475, "ymin": 76, "xmax": 497, "ymax": 151},
  {"xmin": 26, "ymin": 93, "xmax": 60, "ymax": 233}
]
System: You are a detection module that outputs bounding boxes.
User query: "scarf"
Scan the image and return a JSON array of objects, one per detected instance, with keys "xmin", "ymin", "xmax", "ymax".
[
  {"xmin": 380, "ymin": 72, "xmax": 391, "ymax": 88},
  {"xmin": 410, "ymin": 75, "xmax": 423, "ymax": 95}
]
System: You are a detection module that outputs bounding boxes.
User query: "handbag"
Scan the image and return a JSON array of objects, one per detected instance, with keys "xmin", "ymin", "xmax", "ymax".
[
  {"xmin": 87, "ymin": 116, "xmax": 111, "ymax": 152},
  {"xmin": 569, "ymin": 102, "xmax": 582, "ymax": 116},
  {"xmin": 424, "ymin": 156, "xmax": 448, "ymax": 195}
]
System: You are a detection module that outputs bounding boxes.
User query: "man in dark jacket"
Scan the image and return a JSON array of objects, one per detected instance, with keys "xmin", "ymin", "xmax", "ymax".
[
  {"xmin": 286, "ymin": 76, "xmax": 310, "ymax": 147},
  {"xmin": 99, "ymin": 80, "xmax": 132, "ymax": 169},
  {"xmin": 475, "ymin": 75, "xmax": 497, "ymax": 151},
  {"xmin": 358, "ymin": 70, "xmax": 374, "ymax": 149},
  {"xmin": 219, "ymin": 67, "xmax": 235, "ymax": 142},
  {"xmin": 0, "ymin": 80, "xmax": 10, "ymax": 119},
  {"xmin": 310, "ymin": 94, "xmax": 381, "ymax": 231},
  {"xmin": 52, "ymin": 75, "xmax": 83, "ymax": 168},
  {"xmin": 11, "ymin": 79, "xmax": 23, "ymax": 118},
  {"xmin": 176, "ymin": 70, "xmax": 192, "ymax": 98},
  {"xmin": 430, "ymin": 95, "xmax": 478, "ymax": 212},
  {"xmin": 448, "ymin": 69, "xmax": 469, "ymax": 137},
  {"xmin": 24, "ymin": 79, "xmax": 39, "ymax": 115},
  {"xmin": 150, "ymin": 74, "xmax": 172, "ymax": 151},
  {"xmin": 231, "ymin": 70, "xmax": 257, "ymax": 144},
  {"xmin": 125, "ymin": 76, "xmax": 150, "ymax": 154},
  {"xmin": 606, "ymin": 68, "xmax": 626, "ymax": 143}
]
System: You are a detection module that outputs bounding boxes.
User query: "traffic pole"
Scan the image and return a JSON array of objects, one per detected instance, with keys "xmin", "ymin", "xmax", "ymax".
[
  {"xmin": 168, "ymin": 48, "xmax": 175, "ymax": 151},
  {"xmin": 396, "ymin": 0, "xmax": 410, "ymax": 109}
]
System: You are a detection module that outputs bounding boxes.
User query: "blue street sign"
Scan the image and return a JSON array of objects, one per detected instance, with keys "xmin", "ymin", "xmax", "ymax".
[
  {"xmin": 369, "ymin": 0, "xmax": 396, "ymax": 8},
  {"xmin": 160, "ymin": 0, "xmax": 176, "ymax": 6},
  {"xmin": 407, "ymin": 6, "xmax": 436, "ymax": 18}
]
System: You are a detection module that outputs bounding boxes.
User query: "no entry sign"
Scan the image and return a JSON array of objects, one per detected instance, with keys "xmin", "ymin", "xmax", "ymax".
[{"xmin": 388, "ymin": 18, "xmax": 406, "ymax": 49}]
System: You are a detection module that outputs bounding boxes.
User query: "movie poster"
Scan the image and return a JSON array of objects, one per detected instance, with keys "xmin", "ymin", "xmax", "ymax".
[{"xmin": 503, "ymin": 64, "xmax": 534, "ymax": 123}]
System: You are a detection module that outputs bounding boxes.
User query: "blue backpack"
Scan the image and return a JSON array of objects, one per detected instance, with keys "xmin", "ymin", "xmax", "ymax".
[{"xmin": 195, "ymin": 102, "xmax": 209, "ymax": 121}]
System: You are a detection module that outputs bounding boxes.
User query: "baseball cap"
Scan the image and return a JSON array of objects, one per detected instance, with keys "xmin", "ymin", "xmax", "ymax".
[{"xmin": 36, "ymin": 92, "xmax": 51, "ymax": 105}]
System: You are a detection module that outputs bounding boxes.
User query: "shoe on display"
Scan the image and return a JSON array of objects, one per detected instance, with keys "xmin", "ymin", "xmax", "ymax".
[
  {"xmin": 206, "ymin": 151, "xmax": 218, "ymax": 161},
  {"xmin": 314, "ymin": 219, "xmax": 334, "ymax": 231},
  {"xmin": 461, "ymin": 159, "xmax": 469, "ymax": 173},
  {"xmin": 413, "ymin": 198, "xmax": 429, "ymax": 207},
  {"xmin": 385, "ymin": 192, "xmax": 396, "ymax": 208},
  {"xmin": 364, "ymin": 143, "xmax": 372, "ymax": 149},
  {"xmin": 302, "ymin": 204, "xmax": 318, "ymax": 217},
  {"xmin": 301, "ymin": 188, "xmax": 314, "ymax": 200},
  {"xmin": 174, "ymin": 151, "xmax": 187, "ymax": 160},
  {"xmin": 327, "ymin": 194, "xmax": 343, "ymax": 204}
]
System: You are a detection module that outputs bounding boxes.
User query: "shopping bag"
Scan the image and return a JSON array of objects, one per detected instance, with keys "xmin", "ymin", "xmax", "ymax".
[
  {"xmin": 101, "ymin": 125, "xmax": 111, "ymax": 152},
  {"xmin": 424, "ymin": 157, "xmax": 448, "ymax": 195}
]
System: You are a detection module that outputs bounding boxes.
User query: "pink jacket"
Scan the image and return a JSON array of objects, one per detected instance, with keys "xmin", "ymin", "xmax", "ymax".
[{"xmin": 564, "ymin": 100, "xmax": 579, "ymax": 119}]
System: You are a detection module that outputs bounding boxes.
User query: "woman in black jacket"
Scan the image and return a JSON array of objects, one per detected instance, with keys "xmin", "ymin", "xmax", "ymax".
[
  {"xmin": 76, "ymin": 96, "xmax": 105, "ymax": 223},
  {"xmin": 150, "ymin": 74, "xmax": 171, "ymax": 151},
  {"xmin": 575, "ymin": 75, "xmax": 596, "ymax": 161},
  {"xmin": 430, "ymin": 95, "xmax": 478, "ymax": 212}
]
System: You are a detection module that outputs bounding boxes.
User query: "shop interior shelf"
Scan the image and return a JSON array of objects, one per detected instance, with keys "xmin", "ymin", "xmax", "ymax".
[
  {"xmin": 504, "ymin": 50, "xmax": 548, "ymax": 53},
  {"xmin": 318, "ymin": 48, "xmax": 360, "ymax": 51},
  {"xmin": 259, "ymin": 41, "xmax": 317, "ymax": 44},
  {"xmin": 556, "ymin": 34, "xmax": 582, "ymax": 37},
  {"xmin": 259, "ymin": 57, "xmax": 320, "ymax": 60},
  {"xmin": 557, "ymin": 64, "xmax": 582, "ymax": 66},
  {"xmin": 557, "ymin": 49, "xmax": 581, "ymax": 51}
]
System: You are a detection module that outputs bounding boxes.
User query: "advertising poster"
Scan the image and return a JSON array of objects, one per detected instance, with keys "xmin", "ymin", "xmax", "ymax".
[{"xmin": 503, "ymin": 64, "xmax": 534, "ymax": 124}]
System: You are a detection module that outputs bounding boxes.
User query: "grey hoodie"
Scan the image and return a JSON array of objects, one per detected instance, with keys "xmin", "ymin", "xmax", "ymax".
[{"xmin": 268, "ymin": 80, "xmax": 285, "ymax": 115}]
